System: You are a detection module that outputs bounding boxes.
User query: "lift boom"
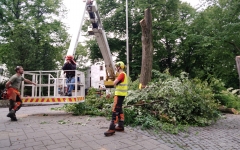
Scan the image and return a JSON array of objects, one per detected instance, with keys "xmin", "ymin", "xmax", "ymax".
[{"xmin": 86, "ymin": 0, "xmax": 116, "ymax": 88}]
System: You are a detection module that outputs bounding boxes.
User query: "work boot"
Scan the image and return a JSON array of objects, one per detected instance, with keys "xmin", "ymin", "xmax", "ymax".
[
  {"xmin": 104, "ymin": 122, "xmax": 115, "ymax": 136},
  {"xmin": 11, "ymin": 114, "xmax": 18, "ymax": 121},
  {"xmin": 115, "ymin": 121, "xmax": 124, "ymax": 132},
  {"xmin": 7, "ymin": 109, "xmax": 16, "ymax": 118}
]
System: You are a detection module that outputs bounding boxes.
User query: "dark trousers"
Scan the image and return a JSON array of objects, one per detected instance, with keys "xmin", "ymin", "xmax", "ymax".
[
  {"xmin": 111, "ymin": 96, "xmax": 125, "ymax": 124},
  {"xmin": 9, "ymin": 95, "xmax": 22, "ymax": 111}
]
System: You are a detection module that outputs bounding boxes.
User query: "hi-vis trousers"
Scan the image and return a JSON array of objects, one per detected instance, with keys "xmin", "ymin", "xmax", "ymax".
[{"xmin": 7, "ymin": 88, "xmax": 22, "ymax": 111}]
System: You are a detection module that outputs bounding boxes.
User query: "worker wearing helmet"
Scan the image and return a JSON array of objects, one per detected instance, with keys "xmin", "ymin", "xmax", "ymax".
[
  {"xmin": 104, "ymin": 61, "xmax": 128, "ymax": 136},
  {"xmin": 62, "ymin": 55, "xmax": 76, "ymax": 96}
]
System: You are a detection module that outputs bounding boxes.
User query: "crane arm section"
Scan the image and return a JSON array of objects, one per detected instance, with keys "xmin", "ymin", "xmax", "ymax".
[
  {"xmin": 66, "ymin": 1, "xmax": 87, "ymax": 58},
  {"xmin": 86, "ymin": 0, "xmax": 116, "ymax": 87}
]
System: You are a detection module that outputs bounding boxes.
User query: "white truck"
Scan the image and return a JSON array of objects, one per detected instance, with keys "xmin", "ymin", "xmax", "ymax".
[{"xmin": 20, "ymin": 0, "xmax": 116, "ymax": 104}]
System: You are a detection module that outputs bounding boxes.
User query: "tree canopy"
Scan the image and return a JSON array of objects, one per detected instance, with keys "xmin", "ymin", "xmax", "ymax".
[
  {"xmin": 85, "ymin": 0, "xmax": 240, "ymax": 88},
  {"xmin": 0, "ymin": 0, "xmax": 68, "ymax": 75},
  {"xmin": 0, "ymin": 0, "xmax": 240, "ymax": 88}
]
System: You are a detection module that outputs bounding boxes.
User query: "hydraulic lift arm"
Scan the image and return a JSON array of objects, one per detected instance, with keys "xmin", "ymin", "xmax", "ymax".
[
  {"xmin": 66, "ymin": 1, "xmax": 88, "ymax": 59},
  {"xmin": 86, "ymin": 0, "xmax": 116, "ymax": 88}
]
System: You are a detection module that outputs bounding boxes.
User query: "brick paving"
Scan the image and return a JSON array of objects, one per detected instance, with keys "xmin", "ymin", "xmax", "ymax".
[
  {"xmin": 0, "ymin": 104, "xmax": 239, "ymax": 150},
  {"xmin": 131, "ymin": 115, "xmax": 240, "ymax": 150}
]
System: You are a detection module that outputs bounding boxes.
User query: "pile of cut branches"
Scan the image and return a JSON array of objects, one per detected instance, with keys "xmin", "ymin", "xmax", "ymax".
[{"xmin": 55, "ymin": 71, "xmax": 225, "ymax": 133}]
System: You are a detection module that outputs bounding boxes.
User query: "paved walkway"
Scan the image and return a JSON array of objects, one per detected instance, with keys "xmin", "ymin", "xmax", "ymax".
[{"xmin": 0, "ymin": 105, "xmax": 240, "ymax": 150}]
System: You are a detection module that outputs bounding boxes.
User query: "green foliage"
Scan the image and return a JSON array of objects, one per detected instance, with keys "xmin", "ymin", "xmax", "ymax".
[
  {"xmin": 208, "ymin": 77, "xmax": 226, "ymax": 94},
  {"xmin": 74, "ymin": 43, "xmax": 90, "ymax": 71},
  {"xmin": 206, "ymin": 77, "xmax": 240, "ymax": 110},
  {"xmin": 86, "ymin": 0, "xmax": 143, "ymax": 81},
  {"xmin": 0, "ymin": 0, "xmax": 68, "ymax": 74},
  {"xmin": 128, "ymin": 77, "xmax": 140, "ymax": 90},
  {"xmin": 177, "ymin": 0, "xmax": 240, "ymax": 89},
  {"xmin": 53, "ymin": 88, "xmax": 113, "ymax": 116},
  {"xmin": 125, "ymin": 72, "xmax": 220, "ymax": 127},
  {"xmin": 85, "ymin": 0, "xmax": 240, "ymax": 89},
  {"xmin": 57, "ymin": 71, "xmax": 223, "ymax": 134},
  {"xmin": 215, "ymin": 88, "xmax": 240, "ymax": 110}
]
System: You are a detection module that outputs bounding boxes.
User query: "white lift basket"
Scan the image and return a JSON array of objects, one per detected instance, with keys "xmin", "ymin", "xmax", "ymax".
[{"xmin": 20, "ymin": 70, "xmax": 85, "ymax": 104}]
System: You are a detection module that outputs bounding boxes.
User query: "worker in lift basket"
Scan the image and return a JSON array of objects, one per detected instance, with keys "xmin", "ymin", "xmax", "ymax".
[
  {"xmin": 62, "ymin": 55, "xmax": 76, "ymax": 96},
  {"xmin": 5, "ymin": 66, "xmax": 37, "ymax": 121},
  {"xmin": 104, "ymin": 61, "xmax": 128, "ymax": 136}
]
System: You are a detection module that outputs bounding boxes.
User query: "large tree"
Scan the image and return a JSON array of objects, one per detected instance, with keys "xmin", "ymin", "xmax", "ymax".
[
  {"xmin": 92, "ymin": 0, "xmax": 195, "ymax": 80},
  {"xmin": 0, "ymin": 0, "xmax": 68, "ymax": 75},
  {"xmin": 177, "ymin": 0, "xmax": 240, "ymax": 88},
  {"xmin": 85, "ymin": 0, "xmax": 240, "ymax": 88}
]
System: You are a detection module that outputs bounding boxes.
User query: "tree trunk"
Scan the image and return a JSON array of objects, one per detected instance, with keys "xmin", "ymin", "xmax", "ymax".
[
  {"xmin": 218, "ymin": 105, "xmax": 238, "ymax": 114},
  {"xmin": 236, "ymin": 56, "xmax": 240, "ymax": 90},
  {"xmin": 139, "ymin": 8, "xmax": 153, "ymax": 89}
]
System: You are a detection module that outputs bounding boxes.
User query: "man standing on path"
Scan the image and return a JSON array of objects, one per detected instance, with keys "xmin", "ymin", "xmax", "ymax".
[
  {"xmin": 6, "ymin": 66, "xmax": 36, "ymax": 121},
  {"xmin": 104, "ymin": 61, "xmax": 128, "ymax": 136},
  {"xmin": 62, "ymin": 55, "xmax": 76, "ymax": 96}
]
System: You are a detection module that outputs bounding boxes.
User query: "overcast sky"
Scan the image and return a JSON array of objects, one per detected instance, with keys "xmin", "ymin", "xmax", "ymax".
[{"xmin": 62, "ymin": 0, "xmax": 200, "ymax": 40}]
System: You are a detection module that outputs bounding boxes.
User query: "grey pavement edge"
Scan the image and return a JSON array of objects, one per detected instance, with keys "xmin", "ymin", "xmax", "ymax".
[{"xmin": 0, "ymin": 105, "xmax": 240, "ymax": 150}]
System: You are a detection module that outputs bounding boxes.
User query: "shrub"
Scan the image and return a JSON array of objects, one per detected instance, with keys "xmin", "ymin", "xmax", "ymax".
[
  {"xmin": 56, "ymin": 71, "xmax": 221, "ymax": 133},
  {"xmin": 125, "ymin": 72, "xmax": 220, "ymax": 128},
  {"xmin": 215, "ymin": 88, "xmax": 240, "ymax": 110},
  {"xmin": 208, "ymin": 77, "xmax": 240, "ymax": 110}
]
